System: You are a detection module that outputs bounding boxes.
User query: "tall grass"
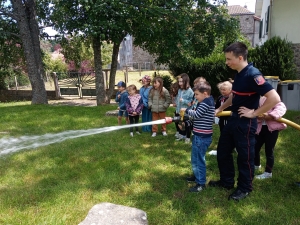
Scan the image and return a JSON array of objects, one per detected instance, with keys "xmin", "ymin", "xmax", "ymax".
[{"xmin": 0, "ymin": 102, "xmax": 299, "ymax": 224}]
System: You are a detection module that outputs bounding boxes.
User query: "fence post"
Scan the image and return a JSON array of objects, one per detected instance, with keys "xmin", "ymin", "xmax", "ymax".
[{"xmin": 51, "ymin": 72, "xmax": 61, "ymax": 99}]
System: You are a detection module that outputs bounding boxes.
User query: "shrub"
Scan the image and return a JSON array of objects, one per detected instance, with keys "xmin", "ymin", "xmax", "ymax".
[{"xmin": 248, "ymin": 36, "xmax": 297, "ymax": 80}]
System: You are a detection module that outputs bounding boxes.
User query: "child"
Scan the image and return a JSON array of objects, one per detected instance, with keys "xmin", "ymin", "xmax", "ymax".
[
  {"xmin": 115, "ymin": 81, "xmax": 129, "ymax": 125},
  {"xmin": 254, "ymin": 96, "xmax": 287, "ymax": 179},
  {"xmin": 177, "ymin": 77, "xmax": 206, "ymax": 144},
  {"xmin": 148, "ymin": 77, "xmax": 171, "ymax": 137},
  {"xmin": 215, "ymin": 81, "xmax": 232, "ymax": 132},
  {"xmin": 125, "ymin": 85, "xmax": 144, "ymax": 137},
  {"xmin": 139, "ymin": 75, "xmax": 153, "ymax": 132},
  {"xmin": 170, "ymin": 81, "xmax": 179, "ymax": 106},
  {"xmin": 174, "ymin": 73, "xmax": 194, "ymax": 142},
  {"xmin": 183, "ymin": 81, "xmax": 215, "ymax": 192}
]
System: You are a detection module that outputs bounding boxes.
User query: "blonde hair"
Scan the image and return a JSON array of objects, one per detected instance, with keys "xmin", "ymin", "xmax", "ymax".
[
  {"xmin": 217, "ymin": 81, "xmax": 232, "ymax": 90},
  {"xmin": 127, "ymin": 84, "xmax": 137, "ymax": 92}
]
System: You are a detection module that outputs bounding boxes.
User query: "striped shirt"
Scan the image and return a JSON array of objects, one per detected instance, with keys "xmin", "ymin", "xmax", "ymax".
[{"xmin": 186, "ymin": 96, "xmax": 215, "ymax": 137}]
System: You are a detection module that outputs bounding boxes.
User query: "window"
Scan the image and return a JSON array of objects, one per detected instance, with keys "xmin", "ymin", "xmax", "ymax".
[
  {"xmin": 265, "ymin": 6, "xmax": 270, "ymax": 34},
  {"xmin": 259, "ymin": 19, "xmax": 263, "ymax": 39}
]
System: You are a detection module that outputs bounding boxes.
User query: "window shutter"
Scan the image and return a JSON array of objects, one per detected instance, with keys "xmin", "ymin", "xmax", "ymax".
[
  {"xmin": 259, "ymin": 19, "xmax": 263, "ymax": 39},
  {"xmin": 266, "ymin": 6, "xmax": 270, "ymax": 33}
]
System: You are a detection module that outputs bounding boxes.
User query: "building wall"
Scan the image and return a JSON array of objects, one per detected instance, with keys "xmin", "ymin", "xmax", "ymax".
[
  {"xmin": 271, "ymin": 0, "xmax": 300, "ymax": 43},
  {"xmin": 257, "ymin": 0, "xmax": 270, "ymax": 45}
]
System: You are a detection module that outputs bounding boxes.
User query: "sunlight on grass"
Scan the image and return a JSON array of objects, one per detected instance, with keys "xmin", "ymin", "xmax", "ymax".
[{"xmin": 0, "ymin": 103, "xmax": 300, "ymax": 224}]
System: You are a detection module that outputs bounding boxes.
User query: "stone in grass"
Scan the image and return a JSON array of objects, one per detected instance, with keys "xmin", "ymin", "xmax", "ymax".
[{"xmin": 79, "ymin": 202, "xmax": 148, "ymax": 225}]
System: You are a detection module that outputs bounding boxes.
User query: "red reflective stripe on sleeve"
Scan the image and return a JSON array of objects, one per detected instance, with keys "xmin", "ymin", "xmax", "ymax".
[{"xmin": 232, "ymin": 90, "xmax": 256, "ymax": 96}]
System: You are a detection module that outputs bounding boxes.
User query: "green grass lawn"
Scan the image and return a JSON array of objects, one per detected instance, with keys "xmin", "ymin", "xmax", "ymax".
[{"xmin": 0, "ymin": 102, "xmax": 299, "ymax": 225}]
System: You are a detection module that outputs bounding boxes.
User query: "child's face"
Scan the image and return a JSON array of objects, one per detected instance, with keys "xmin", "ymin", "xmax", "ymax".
[
  {"xmin": 178, "ymin": 78, "xmax": 184, "ymax": 88},
  {"xmin": 142, "ymin": 80, "xmax": 150, "ymax": 86},
  {"xmin": 194, "ymin": 78, "xmax": 206, "ymax": 86},
  {"xmin": 153, "ymin": 81, "xmax": 160, "ymax": 89},
  {"xmin": 194, "ymin": 89, "xmax": 208, "ymax": 102},
  {"xmin": 128, "ymin": 88, "xmax": 136, "ymax": 96},
  {"xmin": 219, "ymin": 87, "xmax": 231, "ymax": 97},
  {"xmin": 118, "ymin": 86, "xmax": 125, "ymax": 92}
]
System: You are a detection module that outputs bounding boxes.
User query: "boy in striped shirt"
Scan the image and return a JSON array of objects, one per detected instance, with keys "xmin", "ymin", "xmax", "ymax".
[{"xmin": 182, "ymin": 81, "xmax": 215, "ymax": 192}]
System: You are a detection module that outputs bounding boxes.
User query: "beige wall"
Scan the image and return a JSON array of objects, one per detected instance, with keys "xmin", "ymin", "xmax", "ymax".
[{"xmin": 271, "ymin": 0, "xmax": 300, "ymax": 43}]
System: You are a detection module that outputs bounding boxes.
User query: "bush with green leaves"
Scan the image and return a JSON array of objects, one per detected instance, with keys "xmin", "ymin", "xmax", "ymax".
[{"xmin": 248, "ymin": 36, "xmax": 297, "ymax": 80}]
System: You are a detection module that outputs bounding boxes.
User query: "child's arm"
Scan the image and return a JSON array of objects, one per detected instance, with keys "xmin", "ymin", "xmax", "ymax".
[
  {"xmin": 163, "ymin": 88, "xmax": 171, "ymax": 108},
  {"xmin": 135, "ymin": 97, "xmax": 144, "ymax": 114},
  {"xmin": 148, "ymin": 91, "xmax": 153, "ymax": 109}
]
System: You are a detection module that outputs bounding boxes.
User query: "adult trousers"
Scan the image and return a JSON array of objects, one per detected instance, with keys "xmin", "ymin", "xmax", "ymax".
[{"xmin": 217, "ymin": 113, "xmax": 257, "ymax": 193}]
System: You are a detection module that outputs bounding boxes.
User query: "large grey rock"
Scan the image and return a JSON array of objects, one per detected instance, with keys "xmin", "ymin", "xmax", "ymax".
[{"xmin": 79, "ymin": 203, "xmax": 148, "ymax": 225}]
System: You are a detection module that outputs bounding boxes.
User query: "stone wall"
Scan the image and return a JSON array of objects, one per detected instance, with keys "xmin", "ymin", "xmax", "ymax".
[
  {"xmin": 0, "ymin": 90, "xmax": 57, "ymax": 102},
  {"xmin": 233, "ymin": 14, "xmax": 258, "ymax": 46},
  {"xmin": 292, "ymin": 43, "xmax": 300, "ymax": 78}
]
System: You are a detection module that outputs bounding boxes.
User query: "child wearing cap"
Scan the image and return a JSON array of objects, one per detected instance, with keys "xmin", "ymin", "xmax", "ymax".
[
  {"xmin": 115, "ymin": 81, "xmax": 129, "ymax": 125},
  {"xmin": 139, "ymin": 75, "xmax": 153, "ymax": 132}
]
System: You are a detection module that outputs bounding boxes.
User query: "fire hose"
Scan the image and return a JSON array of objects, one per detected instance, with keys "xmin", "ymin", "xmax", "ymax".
[{"xmin": 165, "ymin": 111, "xmax": 300, "ymax": 131}]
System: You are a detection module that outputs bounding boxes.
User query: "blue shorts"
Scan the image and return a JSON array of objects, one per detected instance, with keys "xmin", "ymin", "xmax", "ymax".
[{"xmin": 118, "ymin": 110, "xmax": 128, "ymax": 117}]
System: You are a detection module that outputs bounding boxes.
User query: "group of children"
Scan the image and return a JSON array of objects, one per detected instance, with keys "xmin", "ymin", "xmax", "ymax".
[
  {"xmin": 115, "ymin": 76, "xmax": 171, "ymax": 137},
  {"xmin": 115, "ymin": 45, "xmax": 287, "ymax": 196}
]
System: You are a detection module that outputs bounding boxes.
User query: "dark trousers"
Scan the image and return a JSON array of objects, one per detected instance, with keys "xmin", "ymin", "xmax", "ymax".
[
  {"xmin": 255, "ymin": 125, "xmax": 279, "ymax": 173},
  {"xmin": 129, "ymin": 115, "xmax": 140, "ymax": 132},
  {"xmin": 217, "ymin": 114, "xmax": 257, "ymax": 193},
  {"xmin": 174, "ymin": 112, "xmax": 191, "ymax": 138}
]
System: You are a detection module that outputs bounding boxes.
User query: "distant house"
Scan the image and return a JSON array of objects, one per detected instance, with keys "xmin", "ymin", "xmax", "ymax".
[
  {"xmin": 226, "ymin": 5, "xmax": 261, "ymax": 47},
  {"xmin": 255, "ymin": 0, "xmax": 300, "ymax": 76}
]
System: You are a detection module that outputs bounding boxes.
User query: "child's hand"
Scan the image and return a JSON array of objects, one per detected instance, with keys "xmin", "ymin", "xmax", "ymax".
[
  {"xmin": 173, "ymin": 103, "xmax": 176, "ymax": 107},
  {"xmin": 117, "ymin": 107, "xmax": 120, "ymax": 110},
  {"xmin": 133, "ymin": 112, "xmax": 137, "ymax": 115},
  {"xmin": 178, "ymin": 124, "xmax": 183, "ymax": 130},
  {"xmin": 180, "ymin": 98, "xmax": 183, "ymax": 102},
  {"xmin": 187, "ymin": 102, "xmax": 192, "ymax": 107},
  {"xmin": 118, "ymin": 94, "xmax": 121, "ymax": 98}
]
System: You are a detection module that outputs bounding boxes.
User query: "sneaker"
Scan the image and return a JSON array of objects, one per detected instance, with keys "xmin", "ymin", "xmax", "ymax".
[
  {"xmin": 151, "ymin": 132, "xmax": 157, "ymax": 137},
  {"xmin": 255, "ymin": 165, "xmax": 261, "ymax": 170},
  {"xmin": 185, "ymin": 138, "xmax": 191, "ymax": 144},
  {"xmin": 186, "ymin": 175, "xmax": 196, "ymax": 182},
  {"xmin": 255, "ymin": 172, "xmax": 272, "ymax": 179},
  {"xmin": 162, "ymin": 131, "xmax": 167, "ymax": 136},
  {"xmin": 228, "ymin": 189, "xmax": 249, "ymax": 201},
  {"xmin": 208, "ymin": 180, "xmax": 234, "ymax": 190},
  {"xmin": 174, "ymin": 132, "xmax": 179, "ymax": 138},
  {"xmin": 130, "ymin": 132, "xmax": 133, "ymax": 137},
  {"xmin": 189, "ymin": 184, "xmax": 206, "ymax": 192},
  {"xmin": 175, "ymin": 134, "xmax": 186, "ymax": 141},
  {"xmin": 136, "ymin": 131, "xmax": 141, "ymax": 135}
]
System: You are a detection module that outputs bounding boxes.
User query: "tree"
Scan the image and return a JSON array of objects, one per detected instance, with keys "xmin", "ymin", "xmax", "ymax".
[{"xmin": 0, "ymin": 0, "xmax": 48, "ymax": 104}]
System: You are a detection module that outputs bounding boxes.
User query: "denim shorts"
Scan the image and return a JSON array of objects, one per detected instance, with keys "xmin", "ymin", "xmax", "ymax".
[{"xmin": 118, "ymin": 110, "xmax": 128, "ymax": 117}]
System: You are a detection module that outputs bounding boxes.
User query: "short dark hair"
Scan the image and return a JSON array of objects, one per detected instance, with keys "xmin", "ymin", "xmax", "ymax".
[
  {"xmin": 225, "ymin": 42, "xmax": 248, "ymax": 61},
  {"xmin": 193, "ymin": 81, "xmax": 211, "ymax": 95}
]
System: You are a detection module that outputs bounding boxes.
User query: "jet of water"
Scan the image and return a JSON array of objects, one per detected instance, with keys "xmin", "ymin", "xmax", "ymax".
[{"xmin": 0, "ymin": 119, "xmax": 167, "ymax": 156}]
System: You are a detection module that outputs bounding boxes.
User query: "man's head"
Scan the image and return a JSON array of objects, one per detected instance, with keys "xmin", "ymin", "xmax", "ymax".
[{"xmin": 224, "ymin": 42, "xmax": 248, "ymax": 71}]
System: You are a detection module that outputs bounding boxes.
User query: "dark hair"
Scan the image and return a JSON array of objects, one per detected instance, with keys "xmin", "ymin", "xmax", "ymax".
[
  {"xmin": 151, "ymin": 77, "xmax": 165, "ymax": 98},
  {"xmin": 170, "ymin": 82, "xmax": 179, "ymax": 97},
  {"xmin": 178, "ymin": 73, "xmax": 190, "ymax": 90},
  {"xmin": 193, "ymin": 81, "xmax": 211, "ymax": 95},
  {"xmin": 225, "ymin": 42, "xmax": 248, "ymax": 61}
]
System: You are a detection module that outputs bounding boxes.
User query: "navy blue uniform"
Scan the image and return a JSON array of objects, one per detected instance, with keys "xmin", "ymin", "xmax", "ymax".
[{"xmin": 217, "ymin": 63, "xmax": 273, "ymax": 193}]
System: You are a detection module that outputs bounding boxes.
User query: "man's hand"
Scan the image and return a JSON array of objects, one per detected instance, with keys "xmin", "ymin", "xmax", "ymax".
[{"xmin": 238, "ymin": 106, "xmax": 256, "ymax": 118}]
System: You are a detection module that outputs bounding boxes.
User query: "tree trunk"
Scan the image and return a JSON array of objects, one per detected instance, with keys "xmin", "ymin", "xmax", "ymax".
[
  {"xmin": 105, "ymin": 42, "xmax": 121, "ymax": 104},
  {"xmin": 11, "ymin": 0, "xmax": 48, "ymax": 104},
  {"xmin": 92, "ymin": 35, "xmax": 105, "ymax": 105}
]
